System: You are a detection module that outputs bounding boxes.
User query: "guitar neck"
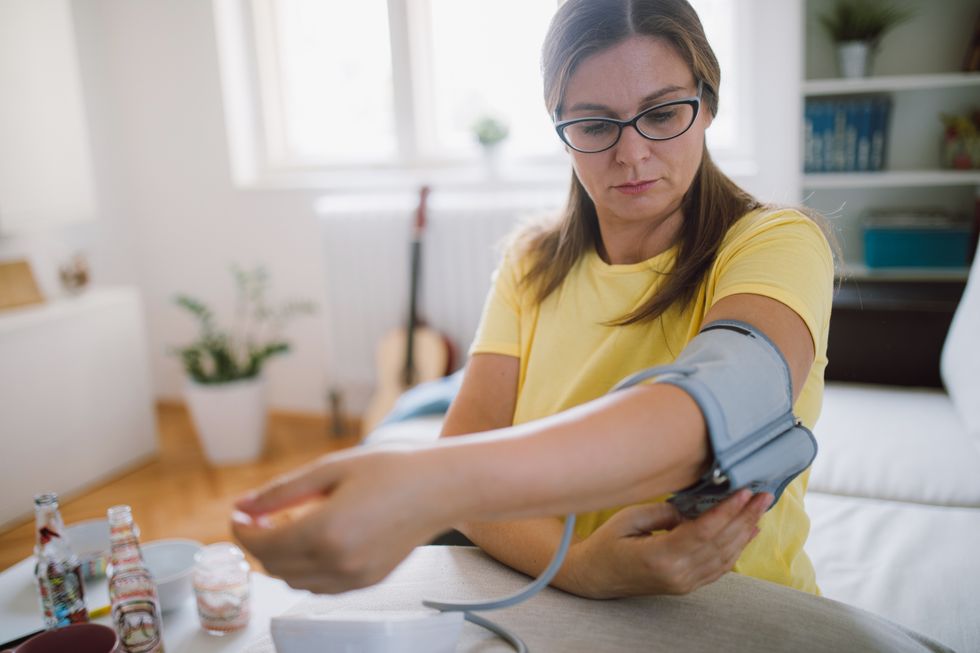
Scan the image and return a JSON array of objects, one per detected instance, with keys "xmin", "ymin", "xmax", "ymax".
[
  {"xmin": 403, "ymin": 186, "xmax": 429, "ymax": 387},
  {"xmin": 403, "ymin": 240, "xmax": 421, "ymax": 387}
]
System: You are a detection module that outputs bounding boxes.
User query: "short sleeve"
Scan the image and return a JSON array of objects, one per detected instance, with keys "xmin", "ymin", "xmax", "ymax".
[
  {"xmin": 469, "ymin": 246, "xmax": 523, "ymax": 358},
  {"xmin": 711, "ymin": 211, "xmax": 835, "ymax": 350}
]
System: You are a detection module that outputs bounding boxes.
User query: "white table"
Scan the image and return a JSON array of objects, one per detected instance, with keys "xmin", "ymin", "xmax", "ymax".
[
  {"xmin": 5, "ymin": 547, "xmax": 951, "ymax": 653},
  {"xmin": 0, "ymin": 556, "xmax": 308, "ymax": 652}
]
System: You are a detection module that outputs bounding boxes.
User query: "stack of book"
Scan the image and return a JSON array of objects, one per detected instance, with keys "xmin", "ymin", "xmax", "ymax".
[{"xmin": 804, "ymin": 96, "xmax": 892, "ymax": 173}]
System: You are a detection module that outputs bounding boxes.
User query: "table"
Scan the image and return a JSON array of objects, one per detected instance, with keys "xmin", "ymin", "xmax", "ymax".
[
  {"xmin": 3, "ymin": 547, "xmax": 949, "ymax": 653},
  {"xmin": 0, "ymin": 556, "xmax": 308, "ymax": 652},
  {"xmin": 242, "ymin": 546, "xmax": 948, "ymax": 653}
]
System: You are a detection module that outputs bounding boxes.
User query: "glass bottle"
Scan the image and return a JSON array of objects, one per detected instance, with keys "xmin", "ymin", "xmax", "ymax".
[
  {"xmin": 192, "ymin": 542, "xmax": 251, "ymax": 635},
  {"xmin": 33, "ymin": 492, "xmax": 89, "ymax": 628},
  {"xmin": 106, "ymin": 505, "xmax": 165, "ymax": 653}
]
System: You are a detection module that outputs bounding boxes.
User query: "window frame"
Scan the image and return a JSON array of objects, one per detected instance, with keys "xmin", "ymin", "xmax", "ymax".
[{"xmin": 214, "ymin": 0, "xmax": 759, "ymax": 191}]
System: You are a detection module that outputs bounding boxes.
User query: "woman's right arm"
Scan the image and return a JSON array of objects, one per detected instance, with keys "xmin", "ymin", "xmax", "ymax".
[{"xmin": 440, "ymin": 353, "xmax": 589, "ymax": 594}]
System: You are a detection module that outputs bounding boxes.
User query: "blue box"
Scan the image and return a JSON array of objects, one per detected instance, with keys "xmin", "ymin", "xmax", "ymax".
[{"xmin": 864, "ymin": 222, "xmax": 971, "ymax": 268}]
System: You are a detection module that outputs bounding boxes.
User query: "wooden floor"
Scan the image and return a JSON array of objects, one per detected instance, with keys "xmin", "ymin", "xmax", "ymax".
[{"xmin": 0, "ymin": 402, "xmax": 360, "ymax": 573}]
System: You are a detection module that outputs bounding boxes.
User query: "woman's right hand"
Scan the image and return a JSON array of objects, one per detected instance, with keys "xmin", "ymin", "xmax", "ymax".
[{"xmin": 563, "ymin": 489, "xmax": 772, "ymax": 599}]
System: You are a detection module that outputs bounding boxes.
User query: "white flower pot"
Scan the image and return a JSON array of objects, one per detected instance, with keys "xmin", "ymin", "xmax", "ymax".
[
  {"xmin": 481, "ymin": 143, "xmax": 502, "ymax": 179},
  {"xmin": 837, "ymin": 41, "xmax": 872, "ymax": 78},
  {"xmin": 184, "ymin": 376, "xmax": 267, "ymax": 465}
]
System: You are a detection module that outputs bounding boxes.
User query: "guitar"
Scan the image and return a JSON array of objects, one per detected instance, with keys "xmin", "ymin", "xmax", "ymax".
[{"xmin": 362, "ymin": 186, "xmax": 453, "ymax": 435}]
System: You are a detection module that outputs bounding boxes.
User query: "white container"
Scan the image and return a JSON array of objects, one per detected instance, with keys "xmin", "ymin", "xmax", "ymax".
[
  {"xmin": 837, "ymin": 41, "xmax": 872, "ymax": 78},
  {"xmin": 184, "ymin": 376, "xmax": 267, "ymax": 465},
  {"xmin": 142, "ymin": 538, "xmax": 204, "ymax": 612},
  {"xmin": 270, "ymin": 610, "xmax": 464, "ymax": 653},
  {"xmin": 65, "ymin": 518, "xmax": 110, "ymax": 579}
]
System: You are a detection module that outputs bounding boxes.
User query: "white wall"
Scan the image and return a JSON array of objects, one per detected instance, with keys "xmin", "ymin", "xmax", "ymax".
[
  {"xmin": 1, "ymin": 0, "xmax": 801, "ymax": 416},
  {"xmin": 67, "ymin": 0, "xmax": 331, "ymax": 413}
]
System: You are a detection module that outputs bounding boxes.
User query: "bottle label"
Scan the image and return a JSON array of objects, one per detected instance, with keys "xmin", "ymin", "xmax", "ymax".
[
  {"xmin": 36, "ymin": 561, "xmax": 88, "ymax": 628},
  {"xmin": 110, "ymin": 571, "xmax": 164, "ymax": 653},
  {"xmin": 113, "ymin": 600, "xmax": 164, "ymax": 653}
]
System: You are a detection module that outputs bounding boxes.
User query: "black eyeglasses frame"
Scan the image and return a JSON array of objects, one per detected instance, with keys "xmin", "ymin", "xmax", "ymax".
[{"xmin": 554, "ymin": 80, "xmax": 704, "ymax": 154}]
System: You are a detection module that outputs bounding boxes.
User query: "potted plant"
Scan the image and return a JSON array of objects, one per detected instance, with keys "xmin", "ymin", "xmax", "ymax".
[
  {"xmin": 472, "ymin": 115, "xmax": 509, "ymax": 178},
  {"xmin": 819, "ymin": 0, "xmax": 914, "ymax": 78},
  {"xmin": 172, "ymin": 265, "xmax": 314, "ymax": 465}
]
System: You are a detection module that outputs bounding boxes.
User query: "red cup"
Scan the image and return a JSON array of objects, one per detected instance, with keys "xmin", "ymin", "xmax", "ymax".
[{"xmin": 1, "ymin": 624, "xmax": 120, "ymax": 653}]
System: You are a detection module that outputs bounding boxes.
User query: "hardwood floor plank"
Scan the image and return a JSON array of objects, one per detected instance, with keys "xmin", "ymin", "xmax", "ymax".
[{"xmin": 0, "ymin": 403, "xmax": 359, "ymax": 573}]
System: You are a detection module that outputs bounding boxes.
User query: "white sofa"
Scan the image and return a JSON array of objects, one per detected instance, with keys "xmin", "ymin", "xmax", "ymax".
[
  {"xmin": 803, "ymin": 250, "xmax": 980, "ymax": 652},
  {"xmin": 366, "ymin": 252, "xmax": 980, "ymax": 652}
]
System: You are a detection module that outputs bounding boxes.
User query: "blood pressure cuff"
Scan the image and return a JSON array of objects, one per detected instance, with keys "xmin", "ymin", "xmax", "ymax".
[{"xmin": 610, "ymin": 319, "xmax": 817, "ymax": 519}]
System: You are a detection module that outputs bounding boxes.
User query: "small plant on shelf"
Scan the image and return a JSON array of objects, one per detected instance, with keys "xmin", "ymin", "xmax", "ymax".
[
  {"xmin": 472, "ymin": 115, "xmax": 509, "ymax": 148},
  {"xmin": 819, "ymin": 0, "xmax": 914, "ymax": 46},
  {"xmin": 819, "ymin": 0, "xmax": 915, "ymax": 77}
]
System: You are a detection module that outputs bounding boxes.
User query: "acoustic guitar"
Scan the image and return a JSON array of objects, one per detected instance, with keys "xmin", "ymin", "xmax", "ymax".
[{"xmin": 362, "ymin": 186, "xmax": 453, "ymax": 435}]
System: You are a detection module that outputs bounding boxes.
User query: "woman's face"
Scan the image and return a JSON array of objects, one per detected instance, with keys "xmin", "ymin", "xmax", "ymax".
[{"xmin": 561, "ymin": 35, "xmax": 711, "ymax": 228}]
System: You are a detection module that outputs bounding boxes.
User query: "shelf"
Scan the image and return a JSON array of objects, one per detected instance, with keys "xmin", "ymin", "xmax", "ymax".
[
  {"xmin": 803, "ymin": 72, "xmax": 980, "ymax": 96},
  {"xmin": 839, "ymin": 263, "xmax": 970, "ymax": 281},
  {"xmin": 0, "ymin": 287, "xmax": 140, "ymax": 335},
  {"xmin": 803, "ymin": 170, "xmax": 980, "ymax": 189}
]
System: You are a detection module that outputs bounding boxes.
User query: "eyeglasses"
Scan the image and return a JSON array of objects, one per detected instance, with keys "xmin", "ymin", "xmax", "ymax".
[{"xmin": 554, "ymin": 81, "xmax": 703, "ymax": 154}]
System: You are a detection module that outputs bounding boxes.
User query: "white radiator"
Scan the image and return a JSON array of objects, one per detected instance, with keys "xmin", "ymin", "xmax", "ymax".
[{"xmin": 317, "ymin": 190, "xmax": 566, "ymax": 412}]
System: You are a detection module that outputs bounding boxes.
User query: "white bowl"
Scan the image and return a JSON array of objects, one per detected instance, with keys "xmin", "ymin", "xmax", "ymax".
[
  {"xmin": 141, "ymin": 538, "xmax": 203, "ymax": 612},
  {"xmin": 65, "ymin": 519, "xmax": 110, "ymax": 579}
]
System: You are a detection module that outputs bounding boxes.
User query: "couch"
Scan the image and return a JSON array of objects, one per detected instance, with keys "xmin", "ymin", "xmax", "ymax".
[{"xmin": 365, "ymin": 251, "xmax": 980, "ymax": 652}]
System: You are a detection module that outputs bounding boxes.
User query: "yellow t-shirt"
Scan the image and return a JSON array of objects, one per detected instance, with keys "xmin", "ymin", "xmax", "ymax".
[{"xmin": 470, "ymin": 207, "xmax": 835, "ymax": 594}]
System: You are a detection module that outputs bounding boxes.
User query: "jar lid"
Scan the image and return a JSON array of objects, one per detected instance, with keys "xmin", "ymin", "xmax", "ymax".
[{"xmin": 194, "ymin": 542, "xmax": 247, "ymax": 567}]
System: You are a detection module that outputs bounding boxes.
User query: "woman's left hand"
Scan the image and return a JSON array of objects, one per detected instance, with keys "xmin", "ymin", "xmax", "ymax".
[
  {"xmin": 563, "ymin": 489, "xmax": 772, "ymax": 599},
  {"xmin": 231, "ymin": 447, "xmax": 452, "ymax": 594}
]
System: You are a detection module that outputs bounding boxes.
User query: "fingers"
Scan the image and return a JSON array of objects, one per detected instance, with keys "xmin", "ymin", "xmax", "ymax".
[
  {"xmin": 681, "ymin": 489, "xmax": 753, "ymax": 542},
  {"xmin": 681, "ymin": 491, "xmax": 771, "ymax": 574},
  {"xmin": 711, "ymin": 492, "xmax": 771, "ymax": 560},
  {"xmin": 231, "ymin": 508, "xmax": 307, "ymax": 561},
  {"xmin": 234, "ymin": 454, "xmax": 346, "ymax": 516}
]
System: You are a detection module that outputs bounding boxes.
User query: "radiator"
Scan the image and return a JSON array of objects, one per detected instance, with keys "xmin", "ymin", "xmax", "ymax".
[{"xmin": 317, "ymin": 189, "xmax": 566, "ymax": 412}]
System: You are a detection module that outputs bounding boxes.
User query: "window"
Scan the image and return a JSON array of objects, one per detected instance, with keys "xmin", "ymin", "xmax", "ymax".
[{"xmin": 226, "ymin": 0, "xmax": 749, "ymax": 184}]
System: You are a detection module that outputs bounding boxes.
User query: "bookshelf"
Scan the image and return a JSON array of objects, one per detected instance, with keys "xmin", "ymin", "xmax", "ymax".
[
  {"xmin": 802, "ymin": 72, "xmax": 980, "ymax": 96},
  {"xmin": 801, "ymin": 0, "xmax": 979, "ymax": 280},
  {"xmin": 804, "ymin": 170, "xmax": 980, "ymax": 190}
]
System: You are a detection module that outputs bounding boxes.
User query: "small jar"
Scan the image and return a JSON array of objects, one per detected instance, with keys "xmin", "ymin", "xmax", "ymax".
[{"xmin": 193, "ymin": 542, "xmax": 251, "ymax": 635}]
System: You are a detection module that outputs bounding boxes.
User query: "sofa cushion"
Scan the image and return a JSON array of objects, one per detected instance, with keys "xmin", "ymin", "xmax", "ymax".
[
  {"xmin": 806, "ymin": 492, "xmax": 979, "ymax": 653},
  {"xmin": 363, "ymin": 415, "xmax": 444, "ymax": 448},
  {"xmin": 810, "ymin": 382, "xmax": 980, "ymax": 506},
  {"xmin": 941, "ymin": 250, "xmax": 980, "ymax": 447}
]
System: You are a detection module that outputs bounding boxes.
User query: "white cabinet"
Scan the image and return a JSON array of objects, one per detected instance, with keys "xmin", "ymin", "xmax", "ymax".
[
  {"xmin": 0, "ymin": 0, "xmax": 97, "ymax": 233},
  {"xmin": 801, "ymin": 0, "xmax": 980, "ymax": 278},
  {"xmin": 0, "ymin": 288, "xmax": 157, "ymax": 529}
]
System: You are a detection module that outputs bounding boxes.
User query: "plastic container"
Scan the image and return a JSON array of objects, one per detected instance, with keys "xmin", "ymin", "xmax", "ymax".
[{"xmin": 863, "ymin": 211, "xmax": 971, "ymax": 268}]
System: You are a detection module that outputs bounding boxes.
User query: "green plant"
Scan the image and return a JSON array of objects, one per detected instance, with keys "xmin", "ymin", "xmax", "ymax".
[
  {"xmin": 173, "ymin": 265, "xmax": 315, "ymax": 384},
  {"xmin": 819, "ymin": 0, "xmax": 914, "ymax": 46},
  {"xmin": 472, "ymin": 116, "xmax": 509, "ymax": 147}
]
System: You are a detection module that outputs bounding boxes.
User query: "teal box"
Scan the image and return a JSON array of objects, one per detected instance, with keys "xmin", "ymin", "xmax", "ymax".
[{"xmin": 863, "ymin": 224, "xmax": 971, "ymax": 268}]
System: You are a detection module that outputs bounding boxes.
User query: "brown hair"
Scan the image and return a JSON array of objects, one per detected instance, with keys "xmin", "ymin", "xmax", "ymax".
[{"xmin": 520, "ymin": 0, "xmax": 763, "ymax": 325}]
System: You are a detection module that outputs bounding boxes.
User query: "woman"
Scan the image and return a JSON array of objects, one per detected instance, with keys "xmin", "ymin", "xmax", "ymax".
[{"xmin": 233, "ymin": 0, "xmax": 833, "ymax": 598}]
